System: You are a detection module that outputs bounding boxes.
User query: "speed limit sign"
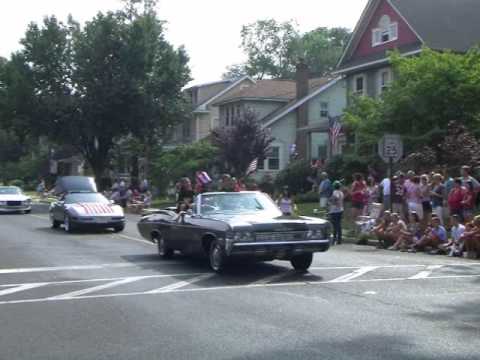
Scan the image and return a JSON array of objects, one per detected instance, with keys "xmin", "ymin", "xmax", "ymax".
[{"xmin": 378, "ymin": 134, "xmax": 403, "ymax": 163}]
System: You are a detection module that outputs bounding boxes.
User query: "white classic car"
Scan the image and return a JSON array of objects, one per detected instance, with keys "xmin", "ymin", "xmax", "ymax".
[{"xmin": 0, "ymin": 186, "xmax": 32, "ymax": 213}]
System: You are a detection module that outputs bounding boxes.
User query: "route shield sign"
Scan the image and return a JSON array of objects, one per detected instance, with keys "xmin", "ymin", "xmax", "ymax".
[{"xmin": 378, "ymin": 134, "xmax": 403, "ymax": 163}]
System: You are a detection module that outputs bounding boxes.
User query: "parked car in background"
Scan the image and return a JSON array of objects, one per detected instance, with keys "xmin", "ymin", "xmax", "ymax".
[
  {"xmin": 49, "ymin": 176, "xmax": 125, "ymax": 233},
  {"xmin": 0, "ymin": 186, "xmax": 32, "ymax": 214},
  {"xmin": 137, "ymin": 191, "xmax": 331, "ymax": 272}
]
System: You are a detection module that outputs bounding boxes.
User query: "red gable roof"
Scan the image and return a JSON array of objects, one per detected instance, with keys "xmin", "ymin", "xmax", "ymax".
[{"xmin": 353, "ymin": 0, "xmax": 421, "ymax": 59}]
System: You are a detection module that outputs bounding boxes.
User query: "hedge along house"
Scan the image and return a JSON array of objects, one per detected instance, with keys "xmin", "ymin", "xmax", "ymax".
[
  {"xmin": 212, "ymin": 66, "xmax": 346, "ymax": 177},
  {"xmin": 336, "ymin": 0, "xmax": 480, "ymax": 99}
]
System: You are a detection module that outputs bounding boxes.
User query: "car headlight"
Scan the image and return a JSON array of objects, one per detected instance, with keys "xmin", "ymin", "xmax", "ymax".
[
  {"xmin": 0, "ymin": 201, "xmax": 6, "ymax": 206},
  {"xmin": 23, "ymin": 199, "xmax": 31, "ymax": 205},
  {"xmin": 306, "ymin": 229, "xmax": 324, "ymax": 240},
  {"xmin": 227, "ymin": 231, "xmax": 254, "ymax": 242}
]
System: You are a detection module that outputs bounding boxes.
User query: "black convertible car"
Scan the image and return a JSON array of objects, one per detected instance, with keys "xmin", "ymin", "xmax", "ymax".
[{"xmin": 137, "ymin": 191, "xmax": 331, "ymax": 272}]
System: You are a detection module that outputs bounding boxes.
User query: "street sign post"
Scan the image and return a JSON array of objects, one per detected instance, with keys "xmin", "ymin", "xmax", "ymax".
[
  {"xmin": 378, "ymin": 134, "xmax": 403, "ymax": 164},
  {"xmin": 378, "ymin": 134, "xmax": 403, "ymax": 212}
]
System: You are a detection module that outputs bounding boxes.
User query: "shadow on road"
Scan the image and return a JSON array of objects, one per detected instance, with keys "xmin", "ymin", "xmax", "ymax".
[
  {"xmin": 408, "ymin": 297, "xmax": 480, "ymax": 333},
  {"xmin": 120, "ymin": 252, "xmax": 323, "ymax": 288},
  {"xmin": 225, "ymin": 334, "xmax": 472, "ymax": 360}
]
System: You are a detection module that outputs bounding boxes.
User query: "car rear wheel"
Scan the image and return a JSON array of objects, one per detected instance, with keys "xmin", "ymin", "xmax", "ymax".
[
  {"xmin": 290, "ymin": 253, "xmax": 313, "ymax": 272},
  {"xmin": 50, "ymin": 213, "xmax": 60, "ymax": 229},
  {"xmin": 113, "ymin": 225, "xmax": 125, "ymax": 233},
  {"xmin": 209, "ymin": 240, "xmax": 227, "ymax": 273},
  {"xmin": 154, "ymin": 234, "xmax": 174, "ymax": 259},
  {"xmin": 64, "ymin": 215, "xmax": 75, "ymax": 233}
]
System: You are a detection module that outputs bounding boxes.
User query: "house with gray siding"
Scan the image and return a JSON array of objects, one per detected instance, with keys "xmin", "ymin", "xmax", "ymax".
[
  {"xmin": 336, "ymin": 0, "xmax": 480, "ymax": 98},
  {"xmin": 213, "ymin": 67, "xmax": 346, "ymax": 176}
]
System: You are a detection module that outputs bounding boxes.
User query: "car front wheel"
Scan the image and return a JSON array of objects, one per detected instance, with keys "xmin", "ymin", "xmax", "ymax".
[
  {"xmin": 155, "ymin": 234, "xmax": 174, "ymax": 259},
  {"xmin": 50, "ymin": 213, "xmax": 60, "ymax": 229},
  {"xmin": 290, "ymin": 253, "xmax": 313, "ymax": 272},
  {"xmin": 64, "ymin": 215, "xmax": 75, "ymax": 233},
  {"xmin": 209, "ymin": 240, "xmax": 227, "ymax": 273}
]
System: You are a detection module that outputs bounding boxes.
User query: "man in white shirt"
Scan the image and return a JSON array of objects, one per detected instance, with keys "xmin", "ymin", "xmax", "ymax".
[{"xmin": 380, "ymin": 177, "xmax": 391, "ymax": 212}]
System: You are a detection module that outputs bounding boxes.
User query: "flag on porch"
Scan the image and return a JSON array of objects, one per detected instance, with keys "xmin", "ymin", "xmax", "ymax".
[
  {"xmin": 246, "ymin": 158, "xmax": 258, "ymax": 176},
  {"xmin": 328, "ymin": 116, "xmax": 342, "ymax": 148}
]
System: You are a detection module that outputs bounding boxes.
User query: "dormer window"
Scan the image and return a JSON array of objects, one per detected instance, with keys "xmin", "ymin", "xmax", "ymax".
[{"xmin": 372, "ymin": 15, "xmax": 398, "ymax": 47}]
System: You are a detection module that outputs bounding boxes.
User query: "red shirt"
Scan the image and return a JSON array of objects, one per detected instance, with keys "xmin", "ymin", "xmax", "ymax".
[
  {"xmin": 351, "ymin": 181, "xmax": 367, "ymax": 203},
  {"xmin": 463, "ymin": 189, "xmax": 476, "ymax": 210},
  {"xmin": 448, "ymin": 187, "xmax": 466, "ymax": 211}
]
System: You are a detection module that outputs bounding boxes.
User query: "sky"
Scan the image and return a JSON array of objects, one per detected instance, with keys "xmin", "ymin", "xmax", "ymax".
[{"xmin": 0, "ymin": 0, "xmax": 369, "ymax": 85}]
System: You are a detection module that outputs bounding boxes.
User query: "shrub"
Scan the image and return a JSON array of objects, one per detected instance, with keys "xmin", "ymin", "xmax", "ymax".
[
  {"xmin": 150, "ymin": 141, "xmax": 219, "ymax": 194},
  {"xmin": 326, "ymin": 154, "xmax": 384, "ymax": 184},
  {"xmin": 275, "ymin": 160, "xmax": 316, "ymax": 194},
  {"xmin": 295, "ymin": 191, "xmax": 319, "ymax": 204},
  {"xmin": 9, "ymin": 179, "xmax": 25, "ymax": 188}
]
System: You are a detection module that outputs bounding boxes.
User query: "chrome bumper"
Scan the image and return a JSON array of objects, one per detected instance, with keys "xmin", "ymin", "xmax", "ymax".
[
  {"xmin": 0, "ymin": 205, "xmax": 31, "ymax": 212},
  {"xmin": 228, "ymin": 239, "xmax": 330, "ymax": 256}
]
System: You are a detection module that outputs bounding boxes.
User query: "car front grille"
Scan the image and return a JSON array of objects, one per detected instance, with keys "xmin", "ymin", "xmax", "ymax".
[
  {"xmin": 255, "ymin": 231, "xmax": 307, "ymax": 242},
  {"xmin": 7, "ymin": 201, "xmax": 22, "ymax": 206}
]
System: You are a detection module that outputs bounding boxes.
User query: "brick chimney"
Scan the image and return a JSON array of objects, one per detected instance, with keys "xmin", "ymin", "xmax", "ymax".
[{"xmin": 295, "ymin": 60, "xmax": 309, "ymax": 160}]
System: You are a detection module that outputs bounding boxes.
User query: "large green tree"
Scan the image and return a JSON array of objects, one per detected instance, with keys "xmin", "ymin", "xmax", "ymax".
[
  {"xmin": 2, "ymin": 1, "xmax": 190, "ymax": 183},
  {"xmin": 344, "ymin": 48, "xmax": 480, "ymax": 152},
  {"xmin": 223, "ymin": 20, "xmax": 350, "ymax": 79}
]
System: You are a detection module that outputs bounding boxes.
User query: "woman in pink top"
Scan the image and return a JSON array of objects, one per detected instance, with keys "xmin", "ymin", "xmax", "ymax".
[{"xmin": 405, "ymin": 176, "xmax": 423, "ymax": 220}]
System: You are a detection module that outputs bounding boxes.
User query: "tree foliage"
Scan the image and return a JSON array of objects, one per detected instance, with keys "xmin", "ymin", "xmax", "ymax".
[
  {"xmin": 212, "ymin": 110, "xmax": 274, "ymax": 177},
  {"xmin": 294, "ymin": 27, "xmax": 351, "ymax": 77},
  {"xmin": 345, "ymin": 48, "xmax": 480, "ymax": 150},
  {"xmin": 224, "ymin": 19, "xmax": 350, "ymax": 79},
  {"xmin": 1, "ymin": 1, "xmax": 190, "ymax": 183},
  {"xmin": 150, "ymin": 141, "xmax": 219, "ymax": 193}
]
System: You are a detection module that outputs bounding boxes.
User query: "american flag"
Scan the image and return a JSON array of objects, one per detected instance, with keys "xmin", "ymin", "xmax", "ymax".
[
  {"xmin": 329, "ymin": 116, "xmax": 342, "ymax": 148},
  {"xmin": 246, "ymin": 158, "xmax": 258, "ymax": 176}
]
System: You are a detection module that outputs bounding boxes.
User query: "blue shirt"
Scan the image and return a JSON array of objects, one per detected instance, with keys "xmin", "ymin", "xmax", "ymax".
[
  {"xmin": 431, "ymin": 226, "xmax": 447, "ymax": 243},
  {"xmin": 319, "ymin": 179, "xmax": 333, "ymax": 198}
]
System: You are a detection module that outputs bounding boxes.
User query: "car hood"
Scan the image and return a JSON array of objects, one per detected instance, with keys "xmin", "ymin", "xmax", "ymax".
[
  {"xmin": 206, "ymin": 212, "xmax": 328, "ymax": 231},
  {"xmin": 0, "ymin": 194, "xmax": 30, "ymax": 202},
  {"xmin": 66, "ymin": 203, "xmax": 124, "ymax": 217}
]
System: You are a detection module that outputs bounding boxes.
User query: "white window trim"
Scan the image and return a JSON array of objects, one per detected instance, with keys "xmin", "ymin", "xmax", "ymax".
[
  {"xmin": 377, "ymin": 68, "xmax": 392, "ymax": 96},
  {"xmin": 259, "ymin": 144, "xmax": 282, "ymax": 171},
  {"xmin": 372, "ymin": 22, "xmax": 398, "ymax": 47},
  {"xmin": 353, "ymin": 74, "xmax": 366, "ymax": 96},
  {"xmin": 320, "ymin": 102, "xmax": 329, "ymax": 118}
]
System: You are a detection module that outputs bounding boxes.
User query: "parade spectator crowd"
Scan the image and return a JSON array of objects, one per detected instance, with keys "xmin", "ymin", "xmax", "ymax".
[{"xmin": 318, "ymin": 165, "xmax": 480, "ymax": 259}]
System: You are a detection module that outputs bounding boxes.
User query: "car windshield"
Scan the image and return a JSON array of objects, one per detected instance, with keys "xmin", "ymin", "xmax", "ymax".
[
  {"xmin": 199, "ymin": 192, "xmax": 281, "ymax": 216},
  {"xmin": 0, "ymin": 187, "xmax": 21, "ymax": 195},
  {"xmin": 64, "ymin": 193, "xmax": 109, "ymax": 204}
]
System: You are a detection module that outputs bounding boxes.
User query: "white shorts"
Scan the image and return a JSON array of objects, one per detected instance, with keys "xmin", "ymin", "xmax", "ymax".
[
  {"xmin": 319, "ymin": 197, "xmax": 328, "ymax": 209},
  {"xmin": 408, "ymin": 202, "xmax": 423, "ymax": 220}
]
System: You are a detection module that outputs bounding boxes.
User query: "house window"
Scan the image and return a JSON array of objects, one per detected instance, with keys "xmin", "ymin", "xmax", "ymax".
[
  {"xmin": 267, "ymin": 147, "xmax": 280, "ymax": 170},
  {"xmin": 320, "ymin": 102, "xmax": 329, "ymax": 118},
  {"xmin": 354, "ymin": 75, "xmax": 365, "ymax": 96},
  {"xmin": 372, "ymin": 15, "xmax": 398, "ymax": 47},
  {"xmin": 379, "ymin": 69, "xmax": 391, "ymax": 94},
  {"xmin": 225, "ymin": 107, "xmax": 230, "ymax": 126},
  {"xmin": 182, "ymin": 120, "xmax": 191, "ymax": 139},
  {"xmin": 258, "ymin": 146, "xmax": 281, "ymax": 171}
]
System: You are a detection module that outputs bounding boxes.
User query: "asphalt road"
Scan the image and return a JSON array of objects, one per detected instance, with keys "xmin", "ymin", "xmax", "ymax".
[{"xmin": 0, "ymin": 211, "xmax": 479, "ymax": 360}]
